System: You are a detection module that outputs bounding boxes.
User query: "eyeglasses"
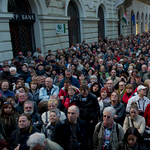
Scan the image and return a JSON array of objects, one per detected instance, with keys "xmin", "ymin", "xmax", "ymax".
[
  {"xmin": 18, "ymin": 78, "xmax": 24, "ymax": 80},
  {"xmin": 4, "ymin": 102, "xmax": 11, "ymax": 105}
]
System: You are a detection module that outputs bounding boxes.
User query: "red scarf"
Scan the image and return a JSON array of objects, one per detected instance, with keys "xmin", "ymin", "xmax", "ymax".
[{"xmin": 122, "ymin": 92, "xmax": 134, "ymax": 103}]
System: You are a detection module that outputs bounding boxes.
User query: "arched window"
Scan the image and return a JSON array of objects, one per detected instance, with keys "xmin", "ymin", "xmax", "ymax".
[
  {"xmin": 136, "ymin": 12, "xmax": 139, "ymax": 34},
  {"xmin": 141, "ymin": 13, "xmax": 144, "ymax": 33},
  {"xmin": 68, "ymin": 1, "xmax": 81, "ymax": 46},
  {"xmin": 98, "ymin": 5, "xmax": 105, "ymax": 39},
  {"xmin": 8, "ymin": 0, "xmax": 36, "ymax": 57}
]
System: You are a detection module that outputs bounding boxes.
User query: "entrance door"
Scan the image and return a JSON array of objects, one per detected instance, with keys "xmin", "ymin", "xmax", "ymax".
[
  {"xmin": 8, "ymin": 0, "xmax": 36, "ymax": 57},
  {"xmin": 98, "ymin": 5, "xmax": 105, "ymax": 39},
  {"xmin": 68, "ymin": 1, "xmax": 81, "ymax": 46}
]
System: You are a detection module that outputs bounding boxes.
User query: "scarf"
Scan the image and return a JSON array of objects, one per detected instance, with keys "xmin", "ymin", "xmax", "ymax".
[
  {"xmin": 125, "ymin": 142, "xmax": 138, "ymax": 150},
  {"xmin": 122, "ymin": 92, "xmax": 134, "ymax": 103}
]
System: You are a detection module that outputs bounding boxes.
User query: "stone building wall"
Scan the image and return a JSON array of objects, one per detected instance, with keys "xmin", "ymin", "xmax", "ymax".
[{"xmin": 0, "ymin": 0, "xmax": 150, "ymax": 62}]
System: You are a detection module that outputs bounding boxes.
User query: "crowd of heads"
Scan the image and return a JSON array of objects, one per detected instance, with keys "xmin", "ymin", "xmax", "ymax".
[{"xmin": 1, "ymin": 32, "xmax": 150, "ymax": 149}]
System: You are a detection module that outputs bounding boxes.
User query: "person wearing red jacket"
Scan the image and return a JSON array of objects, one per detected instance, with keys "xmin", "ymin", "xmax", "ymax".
[
  {"xmin": 58, "ymin": 79, "xmax": 80, "ymax": 101},
  {"xmin": 62, "ymin": 85, "xmax": 77, "ymax": 109},
  {"xmin": 144, "ymin": 103, "xmax": 150, "ymax": 127}
]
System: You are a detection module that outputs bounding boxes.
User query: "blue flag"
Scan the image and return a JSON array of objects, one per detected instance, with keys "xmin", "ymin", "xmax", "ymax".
[{"xmin": 131, "ymin": 14, "xmax": 135, "ymax": 26}]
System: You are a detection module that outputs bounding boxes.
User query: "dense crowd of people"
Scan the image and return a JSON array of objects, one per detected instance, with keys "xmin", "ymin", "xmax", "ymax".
[{"xmin": 1, "ymin": 32, "xmax": 150, "ymax": 149}]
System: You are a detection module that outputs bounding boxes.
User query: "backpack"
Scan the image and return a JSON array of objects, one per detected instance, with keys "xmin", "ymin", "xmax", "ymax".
[{"xmin": 96, "ymin": 122, "xmax": 119, "ymax": 139}]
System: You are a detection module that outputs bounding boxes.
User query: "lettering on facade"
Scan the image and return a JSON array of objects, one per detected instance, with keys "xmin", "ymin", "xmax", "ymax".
[{"xmin": 10, "ymin": 13, "xmax": 36, "ymax": 22}]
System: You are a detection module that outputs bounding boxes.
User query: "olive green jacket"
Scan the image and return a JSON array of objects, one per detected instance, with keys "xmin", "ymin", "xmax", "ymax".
[{"xmin": 93, "ymin": 121, "xmax": 124, "ymax": 150}]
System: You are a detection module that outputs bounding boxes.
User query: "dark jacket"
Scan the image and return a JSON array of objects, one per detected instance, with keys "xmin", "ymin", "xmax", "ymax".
[
  {"xmin": 0, "ymin": 90, "xmax": 15, "ymax": 98},
  {"xmin": 20, "ymin": 71, "xmax": 30, "ymax": 81},
  {"xmin": 31, "ymin": 113, "xmax": 43, "ymax": 130},
  {"xmin": 0, "ymin": 121, "xmax": 7, "ymax": 139},
  {"xmin": 0, "ymin": 71, "xmax": 13, "ymax": 83},
  {"xmin": 103, "ymin": 102, "xmax": 125, "ymax": 125},
  {"xmin": 36, "ymin": 69, "xmax": 45, "ymax": 76},
  {"xmin": 59, "ymin": 76, "xmax": 80, "ymax": 89},
  {"xmin": 132, "ymin": 81, "xmax": 143, "ymax": 91},
  {"xmin": 9, "ymin": 126, "xmax": 40, "ymax": 150},
  {"xmin": 0, "ymin": 112, "xmax": 19, "ymax": 138},
  {"xmin": 75, "ymin": 92, "xmax": 100, "ymax": 123},
  {"xmin": 116, "ymin": 141, "xmax": 146, "ymax": 150},
  {"xmin": 51, "ymin": 118, "xmax": 88, "ymax": 150},
  {"xmin": 29, "ymin": 89, "xmax": 40, "ymax": 104}
]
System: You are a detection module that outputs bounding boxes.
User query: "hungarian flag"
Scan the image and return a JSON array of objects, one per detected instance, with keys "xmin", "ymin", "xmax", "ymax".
[{"xmin": 122, "ymin": 12, "xmax": 128, "ymax": 26}]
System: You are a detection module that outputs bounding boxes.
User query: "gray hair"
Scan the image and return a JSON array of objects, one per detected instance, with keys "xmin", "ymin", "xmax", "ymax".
[
  {"xmin": 65, "ymin": 69, "xmax": 73, "ymax": 73},
  {"xmin": 9, "ymin": 67, "xmax": 17, "ymax": 72},
  {"xmin": 50, "ymin": 109, "xmax": 61, "ymax": 118},
  {"xmin": 27, "ymin": 132, "xmax": 45, "ymax": 148},
  {"xmin": 90, "ymin": 75, "xmax": 97, "ymax": 81},
  {"xmin": 103, "ymin": 107, "xmax": 116, "ymax": 118},
  {"xmin": 24, "ymin": 101, "xmax": 34, "ymax": 109},
  {"xmin": 74, "ymin": 58, "xmax": 79, "ymax": 62},
  {"xmin": 46, "ymin": 77, "xmax": 53, "ymax": 82}
]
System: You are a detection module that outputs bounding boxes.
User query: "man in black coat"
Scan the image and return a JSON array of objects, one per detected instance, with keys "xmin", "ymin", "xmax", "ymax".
[
  {"xmin": 75, "ymin": 85, "xmax": 100, "ymax": 148},
  {"xmin": 0, "ymin": 64, "xmax": 13, "ymax": 85},
  {"xmin": 9, "ymin": 113, "xmax": 40, "ymax": 150},
  {"xmin": 20, "ymin": 64, "xmax": 30, "ymax": 81},
  {"xmin": 52, "ymin": 106, "xmax": 88, "ymax": 150}
]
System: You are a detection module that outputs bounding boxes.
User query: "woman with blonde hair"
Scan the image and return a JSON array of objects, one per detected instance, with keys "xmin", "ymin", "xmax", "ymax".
[
  {"xmin": 123, "ymin": 103, "xmax": 145, "ymax": 135},
  {"xmin": 41, "ymin": 99, "xmax": 66, "ymax": 124},
  {"xmin": 121, "ymin": 84, "xmax": 135, "ymax": 108}
]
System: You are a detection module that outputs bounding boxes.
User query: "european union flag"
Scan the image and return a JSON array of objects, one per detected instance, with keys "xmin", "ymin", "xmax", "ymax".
[{"xmin": 131, "ymin": 14, "xmax": 135, "ymax": 26}]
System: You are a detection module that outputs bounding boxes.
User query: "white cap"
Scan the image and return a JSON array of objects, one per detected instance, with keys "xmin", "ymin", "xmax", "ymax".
[
  {"xmin": 119, "ymin": 59, "xmax": 124, "ymax": 62},
  {"xmin": 137, "ymin": 85, "xmax": 147, "ymax": 91}
]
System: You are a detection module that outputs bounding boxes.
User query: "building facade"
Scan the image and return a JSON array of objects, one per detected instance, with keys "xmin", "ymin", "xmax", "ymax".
[{"xmin": 0, "ymin": 0, "xmax": 150, "ymax": 62}]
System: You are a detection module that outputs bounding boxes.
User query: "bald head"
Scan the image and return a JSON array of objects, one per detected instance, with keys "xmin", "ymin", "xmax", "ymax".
[
  {"xmin": 67, "ymin": 106, "xmax": 79, "ymax": 124},
  {"xmin": 68, "ymin": 105, "xmax": 79, "ymax": 114}
]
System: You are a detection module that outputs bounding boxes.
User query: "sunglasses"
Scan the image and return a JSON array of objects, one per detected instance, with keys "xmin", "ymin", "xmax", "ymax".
[{"xmin": 4, "ymin": 102, "xmax": 12, "ymax": 105}]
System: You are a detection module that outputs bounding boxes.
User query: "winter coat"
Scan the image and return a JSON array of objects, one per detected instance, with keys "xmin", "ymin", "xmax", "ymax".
[
  {"xmin": 51, "ymin": 118, "xmax": 89, "ymax": 150},
  {"xmin": 36, "ymin": 69, "xmax": 45, "ymax": 76},
  {"xmin": 29, "ymin": 89, "xmax": 40, "ymax": 104},
  {"xmin": 123, "ymin": 115, "xmax": 145, "ymax": 135},
  {"xmin": 144, "ymin": 103, "xmax": 150, "ymax": 127},
  {"xmin": 115, "ymin": 141, "xmax": 146, "ymax": 150},
  {"xmin": 31, "ymin": 113, "xmax": 43, "ymax": 130},
  {"xmin": 58, "ymin": 87, "xmax": 80, "ymax": 98},
  {"xmin": 59, "ymin": 76, "xmax": 80, "ymax": 89},
  {"xmin": 0, "ymin": 90, "xmax": 15, "ymax": 98},
  {"xmin": 41, "ymin": 122, "xmax": 55, "ymax": 140},
  {"xmin": 93, "ymin": 121, "xmax": 124, "ymax": 150},
  {"xmin": 62, "ymin": 96, "xmax": 76, "ymax": 109},
  {"xmin": 20, "ymin": 71, "xmax": 30, "ymax": 81},
  {"xmin": 75, "ymin": 92, "xmax": 100, "ymax": 123},
  {"xmin": 29, "ymin": 139, "xmax": 63, "ymax": 150},
  {"xmin": 103, "ymin": 102, "xmax": 125, "ymax": 126},
  {"xmin": 9, "ymin": 126, "xmax": 40, "ymax": 150},
  {"xmin": 39, "ymin": 85, "xmax": 59, "ymax": 100},
  {"xmin": 0, "ymin": 112, "xmax": 19, "ymax": 138}
]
